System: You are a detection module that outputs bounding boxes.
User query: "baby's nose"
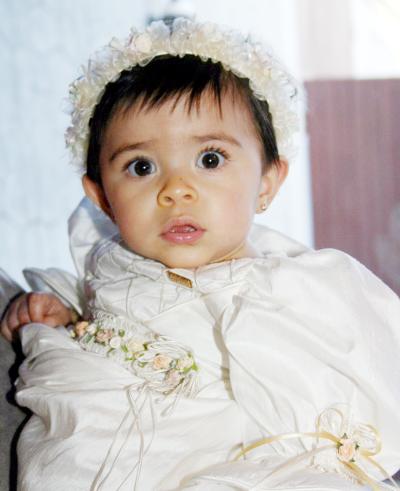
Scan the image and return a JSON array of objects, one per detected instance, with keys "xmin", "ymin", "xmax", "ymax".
[{"xmin": 157, "ymin": 176, "xmax": 198, "ymax": 207}]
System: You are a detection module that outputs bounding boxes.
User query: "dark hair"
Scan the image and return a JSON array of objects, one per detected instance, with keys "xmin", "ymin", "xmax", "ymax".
[{"xmin": 86, "ymin": 55, "xmax": 279, "ymax": 184}]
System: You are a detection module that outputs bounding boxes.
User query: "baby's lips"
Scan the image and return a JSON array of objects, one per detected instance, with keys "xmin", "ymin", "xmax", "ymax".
[{"xmin": 161, "ymin": 216, "xmax": 205, "ymax": 234}]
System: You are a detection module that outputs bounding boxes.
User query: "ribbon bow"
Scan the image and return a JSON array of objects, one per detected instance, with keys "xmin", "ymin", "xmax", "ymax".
[{"xmin": 234, "ymin": 407, "xmax": 399, "ymax": 490}]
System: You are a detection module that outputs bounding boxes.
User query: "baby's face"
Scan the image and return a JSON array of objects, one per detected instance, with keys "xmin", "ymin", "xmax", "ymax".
[{"xmin": 85, "ymin": 90, "xmax": 285, "ymax": 268}]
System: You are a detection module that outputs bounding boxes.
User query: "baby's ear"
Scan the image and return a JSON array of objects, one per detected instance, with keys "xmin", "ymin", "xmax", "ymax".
[
  {"xmin": 259, "ymin": 157, "xmax": 289, "ymax": 202},
  {"xmin": 82, "ymin": 174, "xmax": 114, "ymax": 220}
]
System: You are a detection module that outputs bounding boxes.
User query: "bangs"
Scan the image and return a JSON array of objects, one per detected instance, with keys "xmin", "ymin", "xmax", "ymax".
[{"xmin": 115, "ymin": 55, "xmax": 244, "ymax": 119}]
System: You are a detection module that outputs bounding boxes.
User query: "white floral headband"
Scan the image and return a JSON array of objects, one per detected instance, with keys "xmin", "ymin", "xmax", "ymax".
[{"xmin": 65, "ymin": 17, "xmax": 303, "ymax": 170}]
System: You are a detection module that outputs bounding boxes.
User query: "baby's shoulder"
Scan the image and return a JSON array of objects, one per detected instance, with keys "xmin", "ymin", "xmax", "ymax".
[
  {"xmin": 247, "ymin": 225, "xmax": 398, "ymax": 310},
  {"xmin": 252, "ymin": 244, "xmax": 387, "ymax": 296},
  {"xmin": 250, "ymin": 223, "xmax": 381, "ymax": 284},
  {"xmin": 68, "ymin": 197, "xmax": 120, "ymax": 279}
]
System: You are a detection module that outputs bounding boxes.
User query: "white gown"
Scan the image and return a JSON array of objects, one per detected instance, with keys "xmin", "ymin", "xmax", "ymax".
[{"xmin": 15, "ymin": 198, "xmax": 400, "ymax": 490}]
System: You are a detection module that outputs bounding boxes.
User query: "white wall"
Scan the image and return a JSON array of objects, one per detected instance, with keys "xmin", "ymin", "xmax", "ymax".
[
  {"xmin": 352, "ymin": 0, "xmax": 400, "ymax": 79},
  {"xmin": 1, "ymin": 0, "xmax": 314, "ymax": 286},
  {"xmin": 297, "ymin": 0, "xmax": 400, "ymax": 80},
  {"xmin": 0, "ymin": 1, "xmax": 148, "ymax": 285}
]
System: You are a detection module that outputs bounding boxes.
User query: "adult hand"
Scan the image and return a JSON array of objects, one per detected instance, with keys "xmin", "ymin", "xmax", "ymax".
[{"xmin": 0, "ymin": 292, "xmax": 73, "ymax": 341}]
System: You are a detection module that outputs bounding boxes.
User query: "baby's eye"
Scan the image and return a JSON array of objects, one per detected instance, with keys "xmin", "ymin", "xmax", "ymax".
[
  {"xmin": 126, "ymin": 158, "xmax": 156, "ymax": 177},
  {"xmin": 196, "ymin": 150, "xmax": 226, "ymax": 170}
]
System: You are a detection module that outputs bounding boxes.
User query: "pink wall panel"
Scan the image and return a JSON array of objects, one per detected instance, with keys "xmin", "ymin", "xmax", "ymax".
[{"xmin": 306, "ymin": 79, "xmax": 400, "ymax": 295}]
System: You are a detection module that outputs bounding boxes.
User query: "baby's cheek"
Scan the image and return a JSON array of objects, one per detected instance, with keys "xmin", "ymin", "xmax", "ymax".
[
  {"xmin": 228, "ymin": 192, "xmax": 256, "ymax": 220},
  {"xmin": 216, "ymin": 198, "xmax": 253, "ymax": 238},
  {"xmin": 115, "ymin": 212, "xmax": 145, "ymax": 243}
]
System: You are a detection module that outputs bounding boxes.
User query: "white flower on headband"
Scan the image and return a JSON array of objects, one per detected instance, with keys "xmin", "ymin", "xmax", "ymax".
[{"xmin": 65, "ymin": 17, "xmax": 303, "ymax": 170}]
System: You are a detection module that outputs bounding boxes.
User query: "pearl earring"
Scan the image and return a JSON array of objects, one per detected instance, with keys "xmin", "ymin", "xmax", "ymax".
[{"xmin": 258, "ymin": 197, "xmax": 269, "ymax": 213}]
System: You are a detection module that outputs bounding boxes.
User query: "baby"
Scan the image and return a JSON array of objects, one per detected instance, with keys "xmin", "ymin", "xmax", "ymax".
[{"xmin": 1, "ymin": 18, "xmax": 400, "ymax": 491}]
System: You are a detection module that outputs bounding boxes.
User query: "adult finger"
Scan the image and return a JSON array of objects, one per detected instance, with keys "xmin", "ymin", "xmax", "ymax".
[
  {"xmin": 44, "ymin": 301, "xmax": 72, "ymax": 327},
  {"xmin": 27, "ymin": 292, "xmax": 49, "ymax": 323},
  {"xmin": 27, "ymin": 293, "xmax": 70, "ymax": 327}
]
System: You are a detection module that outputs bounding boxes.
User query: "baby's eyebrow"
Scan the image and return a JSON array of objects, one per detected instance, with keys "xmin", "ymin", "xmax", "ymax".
[
  {"xmin": 109, "ymin": 140, "xmax": 154, "ymax": 162},
  {"xmin": 191, "ymin": 133, "xmax": 242, "ymax": 147},
  {"xmin": 109, "ymin": 132, "xmax": 242, "ymax": 162}
]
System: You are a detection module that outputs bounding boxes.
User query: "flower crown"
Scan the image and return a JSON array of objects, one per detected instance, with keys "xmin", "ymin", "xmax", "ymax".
[{"xmin": 65, "ymin": 17, "xmax": 303, "ymax": 170}]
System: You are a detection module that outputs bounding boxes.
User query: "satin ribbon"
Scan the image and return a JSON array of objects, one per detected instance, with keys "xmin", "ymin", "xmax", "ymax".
[
  {"xmin": 91, "ymin": 379, "xmax": 188, "ymax": 490},
  {"xmin": 91, "ymin": 381, "xmax": 156, "ymax": 491},
  {"xmin": 233, "ymin": 408, "xmax": 399, "ymax": 491}
]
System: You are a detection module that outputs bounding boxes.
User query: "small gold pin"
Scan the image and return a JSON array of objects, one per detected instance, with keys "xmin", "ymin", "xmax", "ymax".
[{"xmin": 166, "ymin": 271, "xmax": 193, "ymax": 289}]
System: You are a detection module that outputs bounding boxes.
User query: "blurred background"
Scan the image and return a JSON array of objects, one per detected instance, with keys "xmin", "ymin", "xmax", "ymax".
[{"xmin": 0, "ymin": 0, "xmax": 399, "ymax": 294}]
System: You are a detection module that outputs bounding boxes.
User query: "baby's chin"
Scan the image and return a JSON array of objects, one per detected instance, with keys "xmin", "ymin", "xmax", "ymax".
[
  {"xmin": 145, "ymin": 242, "xmax": 257, "ymax": 270},
  {"xmin": 155, "ymin": 254, "xmax": 214, "ymax": 270},
  {"xmin": 142, "ymin": 248, "xmax": 222, "ymax": 270}
]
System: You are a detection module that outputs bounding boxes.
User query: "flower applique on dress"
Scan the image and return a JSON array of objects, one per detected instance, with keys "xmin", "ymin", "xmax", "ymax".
[{"xmin": 71, "ymin": 311, "xmax": 199, "ymax": 398}]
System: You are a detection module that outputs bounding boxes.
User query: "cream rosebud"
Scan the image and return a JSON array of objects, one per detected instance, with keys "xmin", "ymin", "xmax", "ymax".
[
  {"xmin": 153, "ymin": 354, "xmax": 172, "ymax": 370},
  {"xmin": 75, "ymin": 321, "xmax": 89, "ymax": 337},
  {"xmin": 87, "ymin": 323, "xmax": 97, "ymax": 335},
  {"xmin": 109, "ymin": 336, "xmax": 122, "ymax": 349},
  {"xmin": 337, "ymin": 438, "xmax": 357, "ymax": 463},
  {"xmin": 126, "ymin": 338, "xmax": 145, "ymax": 353},
  {"xmin": 134, "ymin": 33, "xmax": 152, "ymax": 53},
  {"xmin": 95, "ymin": 329, "xmax": 113, "ymax": 344},
  {"xmin": 176, "ymin": 356, "xmax": 193, "ymax": 371},
  {"xmin": 166, "ymin": 370, "xmax": 182, "ymax": 387}
]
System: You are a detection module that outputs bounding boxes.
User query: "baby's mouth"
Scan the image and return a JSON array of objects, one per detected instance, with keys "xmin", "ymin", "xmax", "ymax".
[
  {"xmin": 161, "ymin": 217, "xmax": 205, "ymax": 244},
  {"xmin": 168, "ymin": 225, "xmax": 197, "ymax": 233}
]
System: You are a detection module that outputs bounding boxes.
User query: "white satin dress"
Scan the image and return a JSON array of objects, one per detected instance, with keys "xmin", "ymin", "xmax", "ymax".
[{"xmin": 15, "ymin": 199, "xmax": 400, "ymax": 490}]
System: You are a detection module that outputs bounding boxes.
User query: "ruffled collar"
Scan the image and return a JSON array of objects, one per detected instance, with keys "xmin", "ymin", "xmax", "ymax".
[{"xmin": 86, "ymin": 233, "xmax": 257, "ymax": 293}]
